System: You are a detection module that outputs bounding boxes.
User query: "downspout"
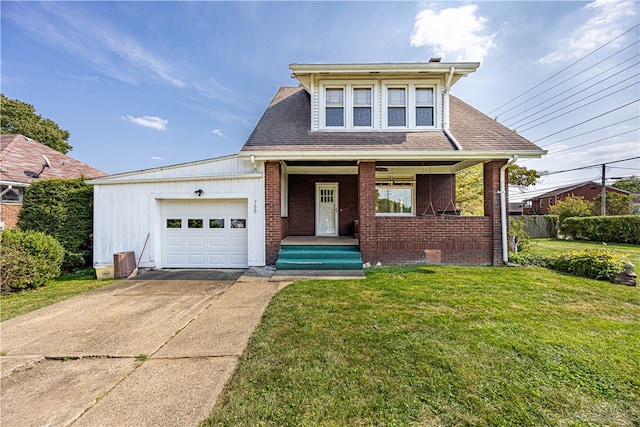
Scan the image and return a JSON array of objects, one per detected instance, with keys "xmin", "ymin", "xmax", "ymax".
[
  {"xmin": 500, "ymin": 155, "xmax": 518, "ymax": 264},
  {"xmin": 443, "ymin": 67, "xmax": 463, "ymax": 151}
]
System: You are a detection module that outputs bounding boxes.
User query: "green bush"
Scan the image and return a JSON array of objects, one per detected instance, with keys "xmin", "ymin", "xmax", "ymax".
[
  {"xmin": 508, "ymin": 251, "xmax": 548, "ymax": 267},
  {"xmin": 549, "ymin": 249, "xmax": 629, "ymax": 282},
  {"xmin": 18, "ymin": 177, "xmax": 94, "ymax": 271},
  {"xmin": 0, "ymin": 229, "xmax": 65, "ymax": 292},
  {"xmin": 561, "ymin": 216, "xmax": 640, "ymax": 244}
]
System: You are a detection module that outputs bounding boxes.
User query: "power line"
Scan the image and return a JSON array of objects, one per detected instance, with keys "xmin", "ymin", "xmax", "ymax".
[
  {"xmin": 539, "ymin": 115, "xmax": 639, "ymax": 148},
  {"xmin": 488, "ymin": 24, "xmax": 640, "ymax": 116},
  {"xmin": 501, "ymin": 50, "xmax": 640, "ymax": 125},
  {"xmin": 518, "ymin": 81, "xmax": 639, "ymax": 132},
  {"xmin": 543, "ymin": 156, "xmax": 640, "ymax": 175},
  {"xmin": 543, "ymin": 128, "xmax": 640, "ymax": 156},
  {"xmin": 533, "ymin": 99, "xmax": 640, "ymax": 142},
  {"xmin": 503, "ymin": 61, "xmax": 640, "ymax": 128}
]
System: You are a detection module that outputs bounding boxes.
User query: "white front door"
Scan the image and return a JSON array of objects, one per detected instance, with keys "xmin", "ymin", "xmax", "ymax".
[{"xmin": 316, "ymin": 183, "xmax": 338, "ymax": 237}]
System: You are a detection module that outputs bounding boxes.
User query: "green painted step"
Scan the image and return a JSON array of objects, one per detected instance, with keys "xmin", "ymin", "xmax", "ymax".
[{"xmin": 276, "ymin": 245, "xmax": 363, "ymax": 271}]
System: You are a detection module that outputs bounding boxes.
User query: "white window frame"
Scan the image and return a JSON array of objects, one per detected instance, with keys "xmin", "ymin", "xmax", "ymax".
[
  {"xmin": 319, "ymin": 81, "xmax": 377, "ymax": 130},
  {"xmin": 382, "ymin": 82, "xmax": 440, "ymax": 129},
  {"xmin": 375, "ymin": 179, "xmax": 416, "ymax": 216}
]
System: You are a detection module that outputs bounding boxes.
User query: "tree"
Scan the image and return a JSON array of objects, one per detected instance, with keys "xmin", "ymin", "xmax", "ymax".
[
  {"xmin": 508, "ymin": 165, "xmax": 542, "ymax": 190},
  {"xmin": 593, "ymin": 192, "xmax": 634, "ymax": 216},
  {"xmin": 549, "ymin": 196, "xmax": 594, "ymax": 223},
  {"xmin": 0, "ymin": 94, "xmax": 72, "ymax": 153},
  {"xmin": 612, "ymin": 176, "xmax": 640, "ymax": 193}
]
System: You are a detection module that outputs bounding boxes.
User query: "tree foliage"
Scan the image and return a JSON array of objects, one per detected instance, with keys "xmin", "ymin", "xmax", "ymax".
[
  {"xmin": 18, "ymin": 178, "xmax": 94, "ymax": 271},
  {"xmin": 548, "ymin": 196, "xmax": 594, "ymax": 223},
  {"xmin": 612, "ymin": 176, "xmax": 640, "ymax": 193},
  {"xmin": 0, "ymin": 94, "xmax": 72, "ymax": 153},
  {"xmin": 593, "ymin": 192, "xmax": 634, "ymax": 216},
  {"xmin": 508, "ymin": 165, "xmax": 542, "ymax": 190}
]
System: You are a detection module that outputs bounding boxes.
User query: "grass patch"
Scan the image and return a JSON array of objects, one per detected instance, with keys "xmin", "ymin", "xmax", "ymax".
[
  {"xmin": 207, "ymin": 266, "xmax": 639, "ymax": 426},
  {"xmin": 528, "ymin": 238, "xmax": 640, "ymax": 267},
  {"xmin": 0, "ymin": 271, "xmax": 117, "ymax": 322}
]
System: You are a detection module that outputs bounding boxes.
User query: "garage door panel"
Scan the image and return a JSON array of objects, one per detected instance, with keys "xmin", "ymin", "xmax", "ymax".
[{"xmin": 161, "ymin": 200, "xmax": 248, "ymax": 268}]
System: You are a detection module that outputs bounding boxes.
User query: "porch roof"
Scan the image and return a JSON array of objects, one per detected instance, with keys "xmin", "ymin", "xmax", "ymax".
[{"xmin": 240, "ymin": 87, "xmax": 546, "ymax": 161}]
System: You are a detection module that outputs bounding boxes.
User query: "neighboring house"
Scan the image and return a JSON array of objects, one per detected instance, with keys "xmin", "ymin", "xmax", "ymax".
[
  {"xmin": 0, "ymin": 134, "xmax": 107, "ymax": 230},
  {"xmin": 523, "ymin": 181, "xmax": 630, "ymax": 215},
  {"xmin": 89, "ymin": 61, "xmax": 545, "ymax": 270}
]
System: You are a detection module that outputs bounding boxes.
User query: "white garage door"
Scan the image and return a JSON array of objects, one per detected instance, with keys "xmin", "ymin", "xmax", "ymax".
[{"xmin": 161, "ymin": 199, "xmax": 248, "ymax": 268}]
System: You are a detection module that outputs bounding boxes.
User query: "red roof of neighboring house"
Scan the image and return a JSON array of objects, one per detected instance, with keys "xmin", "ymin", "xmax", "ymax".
[
  {"xmin": 525, "ymin": 181, "xmax": 629, "ymax": 201},
  {"xmin": 0, "ymin": 134, "xmax": 107, "ymax": 185}
]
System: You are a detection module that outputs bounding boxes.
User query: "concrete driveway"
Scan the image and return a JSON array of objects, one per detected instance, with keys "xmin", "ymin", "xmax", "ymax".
[{"xmin": 1, "ymin": 268, "xmax": 286, "ymax": 427}]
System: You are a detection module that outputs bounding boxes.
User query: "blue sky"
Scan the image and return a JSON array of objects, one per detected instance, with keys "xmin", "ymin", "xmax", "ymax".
[{"xmin": 2, "ymin": 1, "xmax": 639, "ymax": 200}]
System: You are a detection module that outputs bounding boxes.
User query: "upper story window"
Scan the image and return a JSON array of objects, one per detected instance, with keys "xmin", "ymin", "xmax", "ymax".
[
  {"xmin": 319, "ymin": 80, "xmax": 439, "ymax": 131},
  {"xmin": 353, "ymin": 88, "xmax": 372, "ymax": 127},
  {"xmin": 325, "ymin": 88, "xmax": 344, "ymax": 127}
]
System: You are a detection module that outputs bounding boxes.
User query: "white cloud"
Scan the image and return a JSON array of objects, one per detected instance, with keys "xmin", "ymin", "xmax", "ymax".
[
  {"xmin": 122, "ymin": 115, "xmax": 168, "ymax": 130},
  {"xmin": 212, "ymin": 129, "xmax": 224, "ymax": 137},
  {"xmin": 569, "ymin": 141, "xmax": 640, "ymax": 165},
  {"xmin": 410, "ymin": 4, "xmax": 496, "ymax": 62},
  {"xmin": 539, "ymin": 0, "xmax": 639, "ymax": 64},
  {"xmin": 150, "ymin": 156, "xmax": 165, "ymax": 161}
]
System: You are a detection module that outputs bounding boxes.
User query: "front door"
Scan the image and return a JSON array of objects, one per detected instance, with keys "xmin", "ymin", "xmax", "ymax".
[{"xmin": 316, "ymin": 183, "xmax": 338, "ymax": 237}]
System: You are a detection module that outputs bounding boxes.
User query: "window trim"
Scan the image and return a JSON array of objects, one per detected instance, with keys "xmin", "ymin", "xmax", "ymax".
[
  {"xmin": 319, "ymin": 81, "xmax": 377, "ymax": 130},
  {"xmin": 374, "ymin": 180, "xmax": 416, "ymax": 216},
  {"xmin": 382, "ymin": 82, "xmax": 440, "ymax": 129}
]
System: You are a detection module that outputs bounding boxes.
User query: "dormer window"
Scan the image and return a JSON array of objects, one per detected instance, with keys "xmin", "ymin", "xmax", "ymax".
[
  {"xmin": 416, "ymin": 88, "xmax": 435, "ymax": 126},
  {"xmin": 353, "ymin": 88, "xmax": 372, "ymax": 127},
  {"xmin": 325, "ymin": 88, "xmax": 344, "ymax": 127}
]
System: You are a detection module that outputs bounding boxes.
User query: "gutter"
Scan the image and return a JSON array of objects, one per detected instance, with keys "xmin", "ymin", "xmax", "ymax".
[
  {"xmin": 500, "ymin": 155, "xmax": 518, "ymax": 265},
  {"xmin": 443, "ymin": 66, "xmax": 463, "ymax": 151}
]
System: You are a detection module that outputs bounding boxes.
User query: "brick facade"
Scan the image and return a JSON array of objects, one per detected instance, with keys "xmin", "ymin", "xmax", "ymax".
[
  {"xmin": 0, "ymin": 203, "xmax": 21, "ymax": 229},
  {"xmin": 265, "ymin": 161, "xmax": 282, "ymax": 265},
  {"xmin": 267, "ymin": 160, "xmax": 507, "ymax": 266}
]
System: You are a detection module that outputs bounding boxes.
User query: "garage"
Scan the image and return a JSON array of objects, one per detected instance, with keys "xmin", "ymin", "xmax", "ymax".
[
  {"xmin": 161, "ymin": 199, "xmax": 248, "ymax": 268},
  {"xmin": 89, "ymin": 154, "xmax": 265, "ymax": 270}
]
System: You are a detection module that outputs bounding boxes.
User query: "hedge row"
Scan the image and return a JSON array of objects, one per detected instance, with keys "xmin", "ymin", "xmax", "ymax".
[
  {"xmin": 560, "ymin": 215, "xmax": 640, "ymax": 245},
  {"xmin": 0, "ymin": 229, "xmax": 65, "ymax": 292},
  {"xmin": 509, "ymin": 248, "xmax": 631, "ymax": 282}
]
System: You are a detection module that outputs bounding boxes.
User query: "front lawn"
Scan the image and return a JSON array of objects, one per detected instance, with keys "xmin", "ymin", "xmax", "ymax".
[
  {"xmin": 207, "ymin": 266, "xmax": 639, "ymax": 426},
  {"xmin": 528, "ymin": 238, "xmax": 640, "ymax": 267},
  {"xmin": 0, "ymin": 271, "xmax": 117, "ymax": 322}
]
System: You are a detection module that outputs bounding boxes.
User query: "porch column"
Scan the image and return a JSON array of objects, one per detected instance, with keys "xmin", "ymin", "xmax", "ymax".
[
  {"xmin": 265, "ymin": 161, "xmax": 281, "ymax": 265},
  {"xmin": 358, "ymin": 161, "xmax": 376, "ymax": 263},
  {"xmin": 484, "ymin": 160, "xmax": 507, "ymax": 266}
]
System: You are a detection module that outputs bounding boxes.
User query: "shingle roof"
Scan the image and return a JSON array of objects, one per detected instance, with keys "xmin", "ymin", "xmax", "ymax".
[
  {"xmin": 241, "ymin": 86, "xmax": 543, "ymax": 155},
  {"xmin": 1, "ymin": 134, "xmax": 107, "ymax": 185},
  {"xmin": 526, "ymin": 181, "xmax": 629, "ymax": 200}
]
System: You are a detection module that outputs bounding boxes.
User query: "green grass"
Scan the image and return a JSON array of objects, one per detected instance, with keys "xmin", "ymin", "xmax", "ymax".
[
  {"xmin": 206, "ymin": 266, "xmax": 639, "ymax": 426},
  {"xmin": 528, "ymin": 238, "xmax": 640, "ymax": 267},
  {"xmin": 0, "ymin": 271, "xmax": 117, "ymax": 322}
]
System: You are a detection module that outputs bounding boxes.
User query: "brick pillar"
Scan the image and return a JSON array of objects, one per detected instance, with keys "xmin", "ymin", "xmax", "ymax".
[
  {"xmin": 358, "ymin": 161, "xmax": 376, "ymax": 263},
  {"xmin": 484, "ymin": 161, "xmax": 507, "ymax": 266},
  {"xmin": 265, "ymin": 161, "xmax": 282, "ymax": 265}
]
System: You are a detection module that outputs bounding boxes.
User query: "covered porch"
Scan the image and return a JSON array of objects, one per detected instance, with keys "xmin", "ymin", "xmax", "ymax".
[{"xmin": 265, "ymin": 158, "xmax": 508, "ymax": 267}]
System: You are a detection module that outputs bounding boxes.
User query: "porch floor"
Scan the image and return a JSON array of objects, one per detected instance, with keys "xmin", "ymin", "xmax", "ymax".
[{"xmin": 281, "ymin": 236, "xmax": 359, "ymax": 246}]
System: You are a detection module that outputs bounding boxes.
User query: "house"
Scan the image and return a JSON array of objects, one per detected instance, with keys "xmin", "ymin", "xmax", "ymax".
[
  {"xmin": 89, "ymin": 61, "xmax": 545, "ymax": 270},
  {"xmin": 522, "ymin": 181, "xmax": 630, "ymax": 215},
  {"xmin": 0, "ymin": 134, "xmax": 107, "ymax": 230}
]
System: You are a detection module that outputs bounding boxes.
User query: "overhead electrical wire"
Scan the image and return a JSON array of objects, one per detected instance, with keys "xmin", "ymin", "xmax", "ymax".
[
  {"xmin": 501, "ymin": 51, "xmax": 640, "ymax": 125},
  {"xmin": 543, "ymin": 128, "xmax": 640, "ymax": 156},
  {"xmin": 539, "ymin": 115, "xmax": 639, "ymax": 148},
  {"xmin": 488, "ymin": 24, "xmax": 640, "ymax": 116}
]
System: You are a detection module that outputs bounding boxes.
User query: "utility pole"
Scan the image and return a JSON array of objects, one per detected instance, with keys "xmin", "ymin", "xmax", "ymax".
[{"xmin": 601, "ymin": 163, "xmax": 606, "ymax": 216}]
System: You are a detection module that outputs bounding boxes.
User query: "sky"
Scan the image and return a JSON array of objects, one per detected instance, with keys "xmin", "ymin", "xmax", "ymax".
[{"xmin": 1, "ymin": 0, "xmax": 639, "ymax": 201}]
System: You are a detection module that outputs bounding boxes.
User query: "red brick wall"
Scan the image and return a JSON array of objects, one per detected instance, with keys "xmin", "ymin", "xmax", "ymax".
[
  {"xmin": 265, "ymin": 161, "xmax": 282, "ymax": 265},
  {"xmin": 358, "ymin": 161, "xmax": 377, "ymax": 262},
  {"xmin": 0, "ymin": 203, "xmax": 21, "ymax": 229},
  {"xmin": 529, "ymin": 184, "xmax": 627, "ymax": 215},
  {"xmin": 416, "ymin": 174, "xmax": 456, "ymax": 214},
  {"xmin": 484, "ymin": 161, "xmax": 507, "ymax": 265},
  {"xmin": 367, "ymin": 216, "xmax": 493, "ymax": 265},
  {"xmin": 288, "ymin": 175, "xmax": 358, "ymax": 236}
]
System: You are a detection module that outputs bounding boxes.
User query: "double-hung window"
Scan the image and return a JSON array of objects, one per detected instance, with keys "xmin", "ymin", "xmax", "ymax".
[
  {"xmin": 387, "ymin": 87, "xmax": 407, "ymax": 127},
  {"xmin": 325, "ymin": 88, "xmax": 344, "ymax": 127},
  {"xmin": 353, "ymin": 88, "xmax": 372, "ymax": 127},
  {"xmin": 415, "ymin": 87, "xmax": 434, "ymax": 127}
]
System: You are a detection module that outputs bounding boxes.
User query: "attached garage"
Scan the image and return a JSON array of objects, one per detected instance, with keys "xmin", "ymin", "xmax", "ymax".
[
  {"xmin": 161, "ymin": 199, "xmax": 248, "ymax": 268},
  {"xmin": 89, "ymin": 155, "xmax": 265, "ymax": 270}
]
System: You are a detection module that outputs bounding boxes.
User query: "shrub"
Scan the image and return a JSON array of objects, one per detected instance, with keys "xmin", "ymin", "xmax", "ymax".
[
  {"xmin": 508, "ymin": 251, "xmax": 548, "ymax": 267},
  {"xmin": 592, "ymin": 192, "xmax": 634, "ymax": 216},
  {"xmin": 18, "ymin": 177, "xmax": 94, "ymax": 271},
  {"xmin": 561, "ymin": 216, "xmax": 640, "ymax": 244},
  {"xmin": 0, "ymin": 229, "xmax": 65, "ymax": 292},
  {"xmin": 549, "ymin": 249, "xmax": 629, "ymax": 282},
  {"xmin": 549, "ymin": 195, "xmax": 594, "ymax": 223}
]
